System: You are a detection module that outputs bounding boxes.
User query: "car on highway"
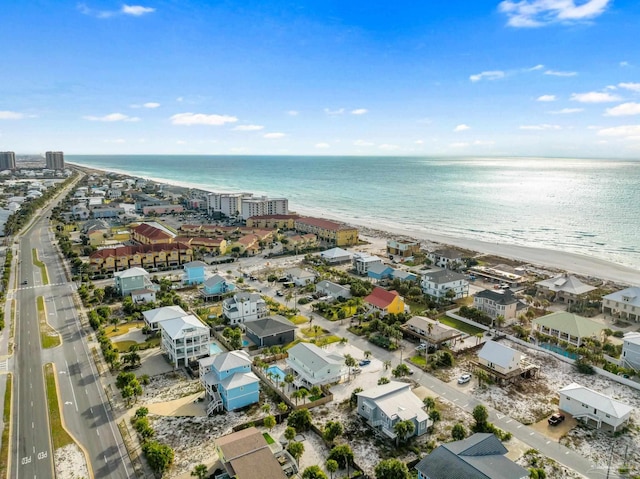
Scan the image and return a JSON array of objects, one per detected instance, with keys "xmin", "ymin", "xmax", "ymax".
[
  {"xmin": 548, "ymin": 413, "xmax": 565, "ymax": 426},
  {"xmin": 21, "ymin": 280, "xmax": 28, "ymax": 285},
  {"xmin": 457, "ymin": 373, "xmax": 472, "ymax": 384}
]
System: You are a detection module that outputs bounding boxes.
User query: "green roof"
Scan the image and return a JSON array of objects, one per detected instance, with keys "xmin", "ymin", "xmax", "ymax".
[{"xmin": 533, "ymin": 311, "xmax": 603, "ymax": 338}]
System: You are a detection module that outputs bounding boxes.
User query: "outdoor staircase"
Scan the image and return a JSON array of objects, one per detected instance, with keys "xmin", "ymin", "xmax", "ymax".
[{"xmin": 207, "ymin": 391, "xmax": 223, "ymax": 415}]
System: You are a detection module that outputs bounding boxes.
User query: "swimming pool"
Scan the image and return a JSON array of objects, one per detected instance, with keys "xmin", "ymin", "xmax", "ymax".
[
  {"xmin": 209, "ymin": 343, "xmax": 223, "ymax": 355},
  {"xmin": 243, "ymin": 339, "xmax": 250, "ymax": 347},
  {"xmin": 540, "ymin": 343, "xmax": 578, "ymax": 359},
  {"xmin": 266, "ymin": 365, "xmax": 286, "ymax": 383}
]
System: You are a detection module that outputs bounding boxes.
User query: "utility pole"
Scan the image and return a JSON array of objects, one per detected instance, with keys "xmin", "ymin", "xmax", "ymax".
[{"xmin": 606, "ymin": 441, "xmax": 614, "ymax": 479}]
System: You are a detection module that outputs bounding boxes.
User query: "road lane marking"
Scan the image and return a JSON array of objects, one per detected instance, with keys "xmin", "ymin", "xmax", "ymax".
[
  {"xmin": 530, "ymin": 432, "xmax": 535, "ymax": 436},
  {"xmin": 97, "ymin": 430, "xmax": 100, "ymax": 436},
  {"xmin": 506, "ymin": 419, "xmax": 512, "ymax": 423},
  {"xmin": 546, "ymin": 441, "xmax": 551, "ymax": 444},
  {"xmin": 517, "ymin": 425, "xmax": 522, "ymax": 429},
  {"xmin": 64, "ymin": 360, "xmax": 79, "ymax": 412}
]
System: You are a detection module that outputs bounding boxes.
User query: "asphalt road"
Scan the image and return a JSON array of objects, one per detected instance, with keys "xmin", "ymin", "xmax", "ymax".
[{"xmin": 11, "ymin": 186, "xmax": 134, "ymax": 478}]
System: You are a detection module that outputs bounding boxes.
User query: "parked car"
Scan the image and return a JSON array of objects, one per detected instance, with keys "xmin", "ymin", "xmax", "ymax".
[
  {"xmin": 415, "ymin": 343, "xmax": 427, "ymax": 351},
  {"xmin": 276, "ymin": 291, "xmax": 284, "ymax": 297},
  {"xmin": 548, "ymin": 413, "xmax": 565, "ymax": 426},
  {"xmin": 457, "ymin": 373, "xmax": 472, "ymax": 384},
  {"xmin": 359, "ymin": 359, "xmax": 371, "ymax": 366},
  {"xmin": 21, "ymin": 280, "xmax": 28, "ymax": 285}
]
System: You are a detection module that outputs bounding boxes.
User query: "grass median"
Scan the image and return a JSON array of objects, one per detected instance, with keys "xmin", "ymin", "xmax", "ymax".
[
  {"xmin": 0, "ymin": 374, "xmax": 12, "ymax": 478},
  {"xmin": 32, "ymin": 248, "xmax": 49, "ymax": 285},
  {"xmin": 38, "ymin": 296, "xmax": 61, "ymax": 349},
  {"xmin": 44, "ymin": 363, "xmax": 73, "ymax": 449}
]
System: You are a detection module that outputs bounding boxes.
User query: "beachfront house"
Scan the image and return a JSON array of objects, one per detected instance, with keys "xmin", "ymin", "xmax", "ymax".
[
  {"xmin": 415, "ymin": 433, "xmax": 529, "ymax": 479},
  {"xmin": 421, "ymin": 269, "xmax": 469, "ymax": 300},
  {"xmin": 244, "ymin": 315, "xmax": 296, "ymax": 348},
  {"xmin": 536, "ymin": 274, "xmax": 596, "ymax": 304},
  {"xmin": 315, "ymin": 280, "xmax": 352, "ymax": 301},
  {"xmin": 352, "ymin": 252, "xmax": 383, "ymax": 276},
  {"xmin": 387, "ymin": 239, "xmax": 420, "ymax": 259},
  {"xmin": 602, "ymin": 287, "xmax": 640, "ymax": 322},
  {"xmin": 285, "ymin": 267, "xmax": 316, "ymax": 286},
  {"xmin": 142, "ymin": 305, "xmax": 188, "ymax": 332},
  {"xmin": 131, "ymin": 288, "xmax": 156, "ymax": 304},
  {"xmin": 364, "ymin": 287, "xmax": 406, "ymax": 316},
  {"xmin": 319, "ymin": 247, "xmax": 352, "ymax": 264},
  {"xmin": 621, "ymin": 332, "xmax": 640, "ymax": 371},
  {"xmin": 200, "ymin": 350, "xmax": 260, "ymax": 413},
  {"xmin": 294, "ymin": 217, "xmax": 358, "ymax": 247},
  {"xmin": 215, "ymin": 427, "xmax": 295, "ymax": 479},
  {"xmin": 559, "ymin": 383, "xmax": 634, "ymax": 431},
  {"xmin": 113, "ymin": 267, "xmax": 155, "ymax": 297},
  {"xmin": 222, "ymin": 292, "xmax": 268, "ymax": 324},
  {"xmin": 182, "ymin": 260, "xmax": 207, "ymax": 285},
  {"xmin": 473, "ymin": 289, "xmax": 526, "ymax": 325},
  {"xmin": 357, "ymin": 381, "xmax": 430, "ymax": 440},
  {"xmin": 532, "ymin": 311, "xmax": 604, "ymax": 347},
  {"xmin": 286, "ymin": 342, "xmax": 347, "ymax": 388},
  {"xmin": 476, "ymin": 341, "xmax": 538, "ymax": 384},
  {"xmin": 427, "ymin": 248, "xmax": 464, "ymax": 270},
  {"xmin": 160, "ymin": 314, "xmax": 210, "ymax": 368},
  {"xmin": 401, "ymin": 316, "xmax": 462, "ymax": 349},
  {"xmin": 201, "ymin": 274, "xmax": 236, "ymax": 298}
]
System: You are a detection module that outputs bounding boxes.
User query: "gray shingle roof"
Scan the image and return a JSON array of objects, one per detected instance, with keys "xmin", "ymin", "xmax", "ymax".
[
  {"xmin": 245, "ymin": 315, "xmax": 296, "ymax": 338},
  {"xmin": 424, "ymin": 269, "xmax": 468, "ymax": 284}
]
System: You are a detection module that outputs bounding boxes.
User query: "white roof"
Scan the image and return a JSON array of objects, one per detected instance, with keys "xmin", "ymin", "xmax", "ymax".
[
  {"xmin": 212, "ymin": 350, "xmax": 252, "ymax": 371},
  {"xmin": 142, "ymin": 305, "xmax": 188, "ymax": 325},
  {"xmin": 114, "ymin": 267, "xmax": 149, "ymax": 278},
  {"xmin": 603, "ymin": 287, "xmax": 640, "ymax": 308},
  {"xmin": 358, "ymin": 381, "xmax": 429, "ymax": 423},
  {"xmin": 536, "ymin": 275, "xmax": 596, "ymax": 295},
  {"xmin": 183, "ymin": 260, "xmax": 207, "ymax": 269},
  {"xmin": 560, "ymin": 383, "xmax": 634, "ymax": 419},
  {"xmin": 352, "ymin": 252, "xmax": 382, "ymax": 263},
  {"xmin": 320, "ymin": 247, "xmax": 351, "ymax": 259},
  {"xmin": 219, "ymin": 371, "xmax": 259, "ymax": 390},
  {"xmin": 623, "ymin": 332, "xmax": 640, "ymax": 347},
  {"xmin": 478, "ymin": 341, "xmax": 522, "ymax": 370},
  {"xmin": 288, "ymin": 343, "xmax": 344, "ymax": 373},
  {"xmin": 160, "ymin": 314, "xmax": 208, "ymax": 340}
]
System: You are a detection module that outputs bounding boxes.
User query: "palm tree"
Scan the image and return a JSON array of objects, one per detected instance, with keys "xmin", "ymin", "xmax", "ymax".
[
  {"xmin": 326, "ymin": 459, "xmax": 338, "ymax": 479},
  {"xmin": 291, "ymin": 389, "xmax": 302, "ymax": 405},
  {"xmin": 284, "ymin": 373, "xmax": 295, "ymax": 391},
  {"xmin": 423, "ymin": 396, "xmax": 435, "ymax": 413},
  {"xmin": 393, "ymin": 420, "xmax": 415, "ymax": 446},
  {"xmin": 364, "ymin": 350, "xmax": 372, "ymax": 359},
  {"xmin": 383, "ymin": 360, "xmax": 391, "ymax": 370},
  {"xmin": 299, "ymin": 388, "xmax": 309, "ymax": 404},
  {"xmin": 344, "ymin": 354, "xmax": 357, "ymax": 381}
]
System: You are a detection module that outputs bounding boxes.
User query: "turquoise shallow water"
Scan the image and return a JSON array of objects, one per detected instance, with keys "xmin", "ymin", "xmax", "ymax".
[{"xmin": 68, "ymin": 155, "xmax": 640, "ymax": 269}]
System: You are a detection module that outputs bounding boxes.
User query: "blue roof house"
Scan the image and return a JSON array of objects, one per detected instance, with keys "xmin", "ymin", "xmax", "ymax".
[
  {"xmin": 367, "ymin": 263, "xmax": 394, "ymax": 281},
  {"xmin": 200, "ymin": 350, "xmax": 260, "ymax": 414},
  {"xmin": 391, "ymin": 269, "xmax": 418, "ymax": 282},
  {"xmin": 203, "ymin": 274, "xmax": 236, "ymax": 295},
  {"xmin": 183, "ymin": 260, "xmax": 207, "ymax": 285}
]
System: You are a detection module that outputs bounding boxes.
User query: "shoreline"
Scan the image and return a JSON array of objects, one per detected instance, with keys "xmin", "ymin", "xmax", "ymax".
[{"xmin": 70, "ymin": 162, "xmax": 640, "ymax": 287}]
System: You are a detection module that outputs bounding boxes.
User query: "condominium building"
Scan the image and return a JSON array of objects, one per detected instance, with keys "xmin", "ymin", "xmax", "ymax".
[
  {"xmin": 294, "ymin": 217, "xmax": 358, "ymax": 247},
  {"xmin": 0, "ymin": 151, "xmax": 16, "ymax": 170},
  {"xmin": 240, "ymin": 196, "xmax": 289, "ymax": 220},
  {"xmin": 45, "ymin": 151, "xmax": 65, "ymax": 170}
]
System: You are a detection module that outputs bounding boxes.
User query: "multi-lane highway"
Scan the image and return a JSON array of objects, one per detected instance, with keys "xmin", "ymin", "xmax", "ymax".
[{"xmin": 12, "ymin": 183, "xmax": 134, "ymax": 478}]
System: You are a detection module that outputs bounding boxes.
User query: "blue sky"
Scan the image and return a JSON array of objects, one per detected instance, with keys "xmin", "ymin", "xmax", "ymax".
[{"xmin": 1, "ymin": 0, "xmax": 640, "ymax": 157}]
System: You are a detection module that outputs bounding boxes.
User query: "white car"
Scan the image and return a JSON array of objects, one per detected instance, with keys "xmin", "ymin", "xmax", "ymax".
[{"xmin": 458, "ymin": 373, "xmax": 472, "ymax": 384}]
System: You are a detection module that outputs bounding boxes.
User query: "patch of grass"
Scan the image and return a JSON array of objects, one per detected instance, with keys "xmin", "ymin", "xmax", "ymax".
[
  {"xmin": 410, "ymin": 355, "xmax": 427, "ymax": 367},
  {"xmin": 0, "ymin": 374, "xmax": 12, "ymax": 478},
  {"xmin": 38, "ymin": 296, "xmax": 61, "ymax": 349},
  {"xmin": 113, "ymin": 337, "xmax": 160, "ymax": 353},
  {"xmin": 437, "ymin": 315, "xmax": 484, "ymax": 336},
  {"xmin": 104, "ymin": 320, "xmax": 145, "ymax": 338},
  {"xmin": 9, "ymin": 299, "xmax": 16, "ymax": 354},
  {"xmin": 301, "ymin": 326, "xmax": 329, "ymax": 338},
  {"xmin": 44, "ymin": 363, "xmax": 73, "ymax": 449},
  {"xmin": 263, "ymin": 432, "xmax": 275, "ymax": 444},
  {"xmin": 32, "ymin": 248, "xmax": 49, "ymax": 285},
  {"xmin": 288, "ymin": 315, "xmax": 309, "ymax": 325}
]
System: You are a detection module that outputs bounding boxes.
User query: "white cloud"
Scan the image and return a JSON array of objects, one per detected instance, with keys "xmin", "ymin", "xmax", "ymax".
[
  {"xmin": 620, "ymin": 61, "xmax": 630, "ymax": 67},
  {"xmin": 618, "ymin": 82, "xmax": 640, "ymax": 92},
  {"xmin": 537, "ymin": 94, "xmax": 556, "ymax": 102},
  {"xmin": 0, "ymin": 110, "xmax": 25, "ymax": 120},
  {"xmin": 169, "ymin": 112, "xmax": 237, "ymax": 126},
  {"xmin": 233, "ymin": 124, "xmax": 264, "ymax": 131},
  {"xmin": 83, "ymin": 113, "xmax": 140, "ymax": 122},
  {"xmin": 287, "ymin": 110, "xmax": 299, "ymax": 116},
  {"xmin": 571, "ymin": 92, "xmax": 621, "ymax": 103},
  {"xmin": 354, "ymin": 139, "xmax": 374, "ymax": 146},
  {"xmin": 449, "ymin": 142, "xmax": 469, "ymax": 148},
  {"xmin": 176, "ymin": 140, "xmax": 187, "ymax": 145},
  {"xmin": 469, "ymin": 70, "xmax": 505, "ymax": 82},
  {"xmin": 315, "ymin": 143, "xmax": 330, "ymax": 149},
  {"xmin": 499, "ymin": 0, "xmax": 611, "ymax": 27},
  {"xmin": 414, "ymin": 140, "xmax": 424, "ymax": 145},
  {"xmin": 263, "ymin": 132, "xmax": 286, "ymax": 139},
  {"xmin": 176, "ymin": 97, "xmax": 184, "ymax": 102},
  {"xmin": 454, "ymin": 124, "xmax": 470, "ymax": 132},
  {"xmin": 122, "ymin": 5, "xmax": 155, "ymax": 16},
  {"xmin": 597, "ymin": 125, "xmax": 640, "ymax": 138},
  {"xmin": 324, "ymin": 108, "xmax": 345, "ymax": 115},
  {"xmin": 519, "ymin": 124, "xmax": 562, "ymax": 130},
  {"xmin": 549, "ymin": 108, "xmax": 584, "ymax": 114},
  {"xmin": 604, "ymin": 103, "xmax": 640, "ymax": 117},
  {"xmin": 473, "ymin": 140, "xmax": 495, "ymax": 146},
  {"xmin": 544, "ymin": 70, "xmax": 577, "ymax": 77},
  {"xmin": 103, "ymin": 138, "xmax": 126, "ymax": 143},
  {"xmin": 378, "ymin": 144, "xmax": 400, "ymax": 151},
  {"xmin": 130, "ymin": 102, "xmax": 160, "ymax": 109},
  {"xmin": 528, "ymin": 64, "xmax": 545, "ymax": 71},
  {"xmin": 351, "ymin": 108, "xmax": 368, "ymax": 115}
]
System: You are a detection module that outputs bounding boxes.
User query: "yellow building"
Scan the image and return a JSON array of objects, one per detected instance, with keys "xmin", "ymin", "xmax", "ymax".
[
  {"xmin": 246, "ymin": 215, "xmax": 299, "ymax": 229},
  {"xmin": 364, "ymin": 287, "xmax": 406, "ymax": 316},
  {"xmin": 294, "ymin": 217, "xmax": 358, "ymax": 247}
]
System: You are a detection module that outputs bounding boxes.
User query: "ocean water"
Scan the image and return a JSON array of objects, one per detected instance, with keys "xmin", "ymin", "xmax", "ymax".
[{"xmin": 68, "ymin": 155, "xmax": 640, "ymax": 269}]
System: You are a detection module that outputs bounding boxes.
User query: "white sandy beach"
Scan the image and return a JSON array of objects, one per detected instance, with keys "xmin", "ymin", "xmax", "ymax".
[{"xmin": 72, "ymin": 163, "xmax": 640, "ymax": 286}]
